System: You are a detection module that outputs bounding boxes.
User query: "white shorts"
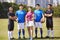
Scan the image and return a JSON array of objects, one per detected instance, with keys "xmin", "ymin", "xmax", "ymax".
[
  {"xmin": 26, "ymin": 21, "xmax": 34, "ymax": 27},
  {"xmin": 35, "ymin": 22, "xmax": 42, "ymax": 28},
  {"xmin": 18, "ymin": 23, "xmax": 24, "ymax": 30}
]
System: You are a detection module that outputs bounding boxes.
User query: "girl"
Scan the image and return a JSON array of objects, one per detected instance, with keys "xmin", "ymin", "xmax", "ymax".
[{"xmin": 25, "ymin": 7, "xmax": 34, "ymax": 40}]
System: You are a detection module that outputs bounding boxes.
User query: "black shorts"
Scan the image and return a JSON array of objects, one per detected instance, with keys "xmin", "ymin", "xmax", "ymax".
[
  {"xmin": 8, "ymin": 23, "xmax": 14, "ymax": 31},
  {"xmin": 46, "ymin": 19, "xmax": 53, "ymax": 28}
]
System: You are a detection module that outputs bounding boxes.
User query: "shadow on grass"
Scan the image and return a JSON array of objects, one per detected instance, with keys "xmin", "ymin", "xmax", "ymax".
[
  {"xmin": 33, "ymin": 37, "xmax": 60, "ymax": 39},
  {"xmin": 13, "ymin": 38, "xmax": 29, "ymax": 40},
  {"xmin": 13, "ymin": 37, "xmax": 60, "ymax": 40}
]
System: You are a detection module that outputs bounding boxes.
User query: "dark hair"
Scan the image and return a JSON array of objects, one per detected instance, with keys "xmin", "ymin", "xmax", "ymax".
[
  {"xmin": 27, "ymin": 6, "xmax": 32, "ymax": 12},
  {"xmin": 36, "ymin": 4, "xmax": 40, "ymax": 6},
  {"xmin": 8, "ymin": 6, "xmax": 14, "ymax": 11},
  {"xmin": 28, "ymin": 6, "xmax": 32, "ymax": 9},
  {"xmin": 8, "ymin": 6, "xmax": 14, "ymax": 10},
  {"xmin": 9, "ymin": 6, "xmax": 13, "ymax": 9},
  {"xmin": 48, "ymin": 4, "xmax": 52, "ymax": 7},
  {"xmin": 19, "ymin": 4, "xmax": 23, "ymax": 7}
]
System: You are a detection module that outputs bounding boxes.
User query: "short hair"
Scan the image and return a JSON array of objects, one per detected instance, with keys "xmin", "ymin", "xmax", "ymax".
[
  {"xmin": 19, "ymin": 4, "xmax": 23, "ymax": 7},
  {"xmin": 36, "ymin": 4, "xmax": 40, "ymax": 6},
  {"xmin": 48, "ymin": 4, "xmax": 52, "ymax": 7},
  {"xmin": 8, "ymin": 6, "xmax": 14, "ymax": 12}
]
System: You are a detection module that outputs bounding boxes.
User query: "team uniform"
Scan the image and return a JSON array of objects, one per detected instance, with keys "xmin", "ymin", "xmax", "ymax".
[
  {"xmin": 34, "ymin": 10, "xmax": 43, "ymax": 28},
  {"xmin": 16, "ymin": 10, "xmax": 26, "ymax": 30},
  {"xmin": 26, "ymin": 12, "xmax": 34, "ymax": 27},
  {"xmin": 16, "ymin": 10, "xmax": 26, "ymax": 38},
  {"xmin": 45, "ymin": 9, "xmax": 53, "ymax": 29},
  {"xmin": 45, "ymin": 9, "xmax": 54, "ymax": 38},
  {"xmin": 8, "ymin": 12, "xmax": 15, "ymax": 40},
  {"xmin": 8, "ymin": 12, "xmax": 15, "ymax": 31}
]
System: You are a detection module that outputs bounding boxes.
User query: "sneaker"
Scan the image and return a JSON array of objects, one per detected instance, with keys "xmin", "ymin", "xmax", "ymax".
[
  {"xmin": 35, "ymin": 36, "xmax": 37, "ymax": 38},
  {"xmin": 41, "ymin": 36, "xmax": 43, "ymax": 38},
  {"xmin": 10, "ymin": 38, "xmax": 14, "ymax": 40},
  {"xmin": 45, "ymin": 36, "xmax": 49, "ymax": 38},
  {"xmin": 18, "ymin": 37, "xmax": 21, "ymax": 40},
  {"xmin": 23, "ymin": 36, "xmax": 25, "ymax": 39},
  {"xmin": 30, "ymin": 38, "xmax": 33, "ymax": 40}
]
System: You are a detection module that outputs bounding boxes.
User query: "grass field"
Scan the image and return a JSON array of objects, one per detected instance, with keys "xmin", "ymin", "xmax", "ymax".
[{"xmin": 0, "ymin": 18, "xmax": 60, "ymax": 40}]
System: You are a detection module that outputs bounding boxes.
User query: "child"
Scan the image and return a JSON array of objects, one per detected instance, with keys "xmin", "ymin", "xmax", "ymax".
[
  {"xmin": 34, "ymin": 4, "xmax": 45, "ymax": 38},
  {"xmin": 15, "ymin": 4, "xmax": 26, "ymax": 39},
  {"xmin": 25, "ymin": 7, "xmax": 34, "ymax": 40},
  {"xmin": 8, "ymin": 7, "xmax": 16, "ymax": 40},
  {"xmin": 45, "ymin": 4, "xmax": 54, "ymax": 38}
]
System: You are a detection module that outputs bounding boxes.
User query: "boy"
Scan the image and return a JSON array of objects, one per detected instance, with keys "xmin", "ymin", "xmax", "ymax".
[
  {"xmin": 45, "ymin": 4, "xmax": 54, "ymax": 38},
  {"xmin": 8, "ymin": 7, "xmax": 16, "ymax": 40},
  {"xmin": 15, "ymin": 4, "xmax": 26, "ymax": 39},
  {"xmin": 34, "ymin": 4, "xmax": 45, "ymax": 38}
]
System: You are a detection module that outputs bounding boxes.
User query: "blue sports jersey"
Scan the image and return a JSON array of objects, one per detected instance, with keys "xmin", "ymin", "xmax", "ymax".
[
  {"xmin": 34, "ymin": 10, "xmax": 43, "ymax": 22},
  {"xmin": 16, "ymin": 10, "xmax": 26, "ymax": 23}
]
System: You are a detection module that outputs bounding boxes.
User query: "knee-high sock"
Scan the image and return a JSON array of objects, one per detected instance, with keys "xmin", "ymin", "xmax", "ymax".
[
  {"xmin": 51, "ymin": 30, "xmax": 54, "ymax": 37},
  {"xmin": 10, "ymin": 31, "xmax": 13, "ymax": 38},
  {"xmin": 35, "ymin": 28, "xmax": 37, "ymax": 36},
  {"xmin": 22, "ymin": 29, "xmax": 25, "ymax": 37},
  {"xmin": 8, "ymin": 31, "xmax": 10, "ymax": 39},
  {"xmin": 40, "ymin": 29, "xmax": 43, "ymax": 37},
  {"xmin": 8, "ymin": 31, "xmax": 13, "ymax": 38},
  {"xmin": 18, "ymin": 30, "xmax": 21, "ymax": 37},
  {"xmin": 47, "ymin": 30, "xmax": 50, "ymax": 36}
]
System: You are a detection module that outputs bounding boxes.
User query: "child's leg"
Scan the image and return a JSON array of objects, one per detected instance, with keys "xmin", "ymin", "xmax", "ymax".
[
  {"xmin": 40, "ymin": 28, "xmax": 43, "ymax": 38},
  {"xmin": 35, "ymin": 28, "xmax": 37, "ymax": 37},
  {"xmin": 29, "ymin": 27, "xmax": 33, "ymax": 40},
  {"xmin": 51, "ymin": 26, "xmax": 54, "ymax": 37},
  {"xmin": 22, "ymin": 29, "xmax": 25, "ymax": 37},
  {"xmin": 18, "ymin": 29, "xmax": 21, "ymax": 38}
]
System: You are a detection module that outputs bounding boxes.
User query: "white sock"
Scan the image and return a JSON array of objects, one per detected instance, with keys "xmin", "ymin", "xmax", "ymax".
[
  {"xmin": 47, "ymin": 30, "xmax": 50, "ymax": 36},
  {"xmin": 10, "ymin": 31, "xmax": 13, "ymax": 38},
  {"xmin": 8, "ymin": 31, "xmax": 10, "ymax": 40},
  {"xmin": 51, "ymin": 30, "xmax": 54, "ymax": 37}
]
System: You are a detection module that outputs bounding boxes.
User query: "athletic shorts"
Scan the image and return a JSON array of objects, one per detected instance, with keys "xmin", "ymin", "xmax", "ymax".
[
  {"xmin": 18, "ymin": 23, "xmax": 24, "ymax": 30},
  {"xmin": 8, "ymin": 23, "xmax": 14, "ymax": 31},
  {"xmin": 46, "ymin": 19, "xmax": 53, "ymax": 28},
  {"xmin": 35, "ymin": 22, "xmax": 42, "ymax": 28},
  {"xmin": 26, "ymin": 21, "xmax": 34, "ymax": 27}
]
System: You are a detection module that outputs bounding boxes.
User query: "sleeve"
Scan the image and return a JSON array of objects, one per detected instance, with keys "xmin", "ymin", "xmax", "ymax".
[{"xmin": 15, "ymin": 11, "xmax": 18, "ymax": 17}]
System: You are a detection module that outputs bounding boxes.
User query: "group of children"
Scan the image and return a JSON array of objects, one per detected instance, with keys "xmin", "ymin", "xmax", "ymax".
[{"xmin": 8, "ymin": 4, "xmax": 54, "ymax": 40}]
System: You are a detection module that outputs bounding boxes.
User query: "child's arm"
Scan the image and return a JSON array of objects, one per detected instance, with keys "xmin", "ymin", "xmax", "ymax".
[
  {"xmin": 41, "ymin": 14, "xmax": 45, "ymax": 23},
  {"xmin": 45, "ymin": 13, "xmax": 52, "ymax": 17}
]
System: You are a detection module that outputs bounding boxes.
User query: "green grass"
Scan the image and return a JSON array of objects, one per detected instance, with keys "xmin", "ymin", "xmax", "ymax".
[{"xmin": 0, "ymin": 18, "xmax": 60, "ymax": 40}]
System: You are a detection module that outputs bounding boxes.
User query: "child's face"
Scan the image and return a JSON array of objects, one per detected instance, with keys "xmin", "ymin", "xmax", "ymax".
[
  {"xmin": 19, "ymin": 6, "xmax": 23, "ymax": 10},
  {"xmin": 28, "ymin": 7, "xmax": 32, "ymax": 11},
  {"xmin": 47, "ymin": 5, "xmax": 51, "ymax": 9},
  {"xmin": 35, "ymin": 5, "xmax": 40, "ymax": 9},
  {"xmin": 9, "ymin": 7, "xmax": 13, "ymax": 11}
]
